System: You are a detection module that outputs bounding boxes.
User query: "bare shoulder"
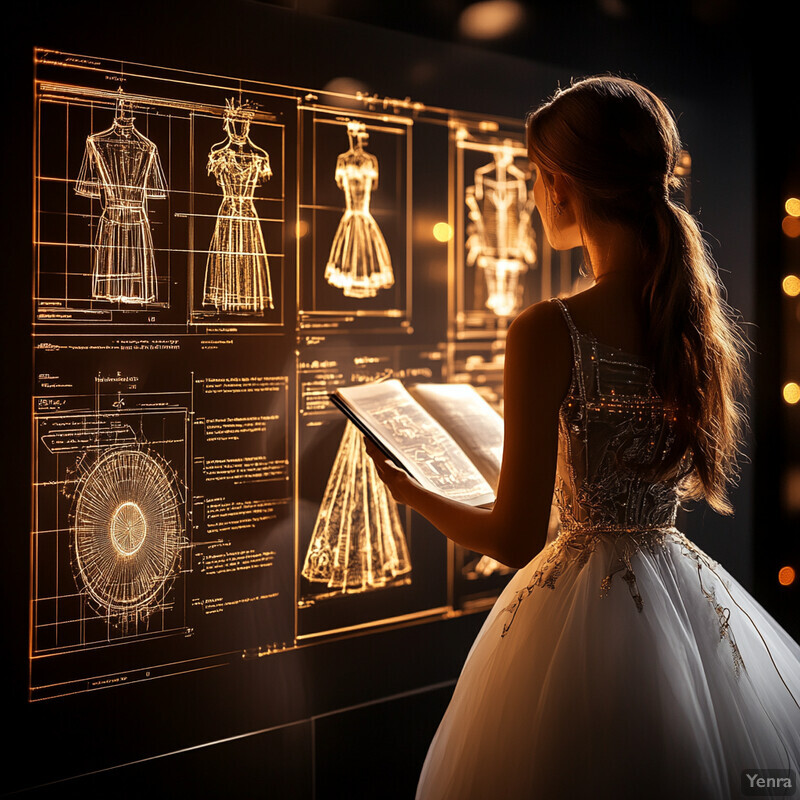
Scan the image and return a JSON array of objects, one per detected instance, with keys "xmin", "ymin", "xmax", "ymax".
[
  {"xmin": 505, "ymin": 299, "xmax": 572, "ymax": 401},
  {"xmin": 508, "ymin": 298, "xmax": 571, "ymax": 352}
]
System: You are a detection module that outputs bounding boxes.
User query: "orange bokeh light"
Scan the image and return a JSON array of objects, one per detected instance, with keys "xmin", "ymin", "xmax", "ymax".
[
  {"xmin": 458, "ymin": 0, "xmax": 527, "ymax": 40},
  {"xmin": 778, "ymin": 566, "xmax": 796, "ymax": 586},
  {"xmin": 782, "ymin": 215, "xmax": 800, "ymax": 238},
  {"xmin": 785, "ymin": 197, "xmax": 800, "ymax": 217}
]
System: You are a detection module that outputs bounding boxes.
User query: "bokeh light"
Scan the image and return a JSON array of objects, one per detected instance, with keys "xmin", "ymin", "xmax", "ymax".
[
  {"xmin": 785, "ymin": 197, "xmax": 800, "ymax": 217},
  {"xmin": 433, "ymin": 222, "xmax": 453, "ymax": 243},
  {"xmin": 783, "ymin": 382, "xmax": 800, "ymax": 404},
  {"xmin": 458, "ymin": 0, "xmax": 527, "ymax": 40},
  {"xmin": 296, "ymin": 220, "xmax": 309, "ymax": 239},
  {"xmin": 778, "ymin": 566, "xmax": 796, "ymax": 587},
  {"xmin": 322, "ymin": 77, "xmax": 369, "ymax": 109},
  {"xmin": 783, "ymin": 274, "xmax": 800, "ymax": 296},
  {"xmin": 782, "ymin": 215, "xmax": 800, "ymax": 238},
  {"xmin": 675, "ymin": 150, "xmax": 692, "ymax": 177},
  {"xmin": 597, "ymin": 0, "xmax": 629, "ymax": 19}
]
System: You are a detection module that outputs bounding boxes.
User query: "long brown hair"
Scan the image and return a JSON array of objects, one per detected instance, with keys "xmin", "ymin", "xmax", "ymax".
[{"xmin": 526, "ymin": 76, "xmax": 750, "ymax": 515}]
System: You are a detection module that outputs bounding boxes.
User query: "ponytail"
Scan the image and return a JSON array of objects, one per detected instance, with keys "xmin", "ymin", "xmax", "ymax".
[{"xmin": 643, "ymin": 195, "xmax": 750, "ymax": 515}]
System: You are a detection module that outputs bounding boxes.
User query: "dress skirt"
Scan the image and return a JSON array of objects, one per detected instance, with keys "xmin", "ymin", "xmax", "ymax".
[
  {"xmin": 416, "ymin": 529, "xmax": 800, "ymax": 799},
  {"xmin": 93, "ymin": 206, "xmax": 157, "ymax": 303},
  {"xmin": 325, "ymin": 210, "xmax": 394, "ymax": 299},
  {"xmin": 204, "ymin": 198, "xmax": 272, "ymax": 312}
]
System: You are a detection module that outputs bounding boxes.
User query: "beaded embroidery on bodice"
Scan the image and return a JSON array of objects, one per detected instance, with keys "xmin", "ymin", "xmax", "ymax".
[
  {"xmin": 500, "ymin": 297, "xmax": 748, "ymax": 673},
  {"xmin": 552, "ymin": 296, "xmax": 692, "ymax": 533}
]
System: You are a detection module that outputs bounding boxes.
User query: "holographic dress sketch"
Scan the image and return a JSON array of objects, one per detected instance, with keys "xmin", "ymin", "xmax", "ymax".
[
  {"xmin": 75, "ymin": 93, "xmax": 167, "ymax": 303},
  {"xmin": 302, "ymin": 422, "xmax": 411, "ymax": 594},
  {"xmin": 325, "ymin": 122, "xmax": 395, "ymax": 299},
  {"xmin": 203, "ymin": 100, "xmax": 274, "ymax": 312},
  {"xmin": 465, "ymin": 142, "xmax": 536, "ymax": 317}
]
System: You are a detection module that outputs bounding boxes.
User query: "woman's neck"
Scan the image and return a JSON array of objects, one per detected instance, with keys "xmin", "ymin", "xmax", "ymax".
[{"xmin": 581, "ymin": 219, "xmax": 644, "ymax": 285}]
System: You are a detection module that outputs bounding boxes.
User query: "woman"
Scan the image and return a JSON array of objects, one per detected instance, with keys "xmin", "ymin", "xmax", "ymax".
[{"xmin": 365, "ymin": 77, "xmax": 800, "ymax": 799}]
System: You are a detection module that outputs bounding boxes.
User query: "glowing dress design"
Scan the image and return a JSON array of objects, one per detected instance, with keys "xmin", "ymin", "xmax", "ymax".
[
  {"xmin": 325, "ymin": 123, "xmax": 394, "ymax": 299},
  {"xmin": 417, "ymin": 297, "xmax": 800, "ymax": 799},
  {"xmin": 76, "ymin": 97, "xmax": 167, "ymax": 303},
  {"xmin": 302, "ymin": 422, "xmax": 411, "ymax": 593},
  {"xmin": 203, "ymin": 103, "xmax": 273, "ymax": 312},
  {"xmin": 465, "ymin": 144, "xmax": 535, "ymax": 317}
]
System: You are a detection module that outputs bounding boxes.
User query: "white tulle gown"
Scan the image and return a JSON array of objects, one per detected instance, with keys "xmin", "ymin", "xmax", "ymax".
[{"xmin": 417, "ymin": 297, "xmax": 800, "ymax": 799}]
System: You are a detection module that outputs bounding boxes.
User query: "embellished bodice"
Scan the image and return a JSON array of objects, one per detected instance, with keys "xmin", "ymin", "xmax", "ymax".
[
  {"xmin": 208, "ymin": 142, "xmax": 271, "ymax": 206},
  {"xmin": 503, "ymin": 298, "xmax": 720, "ymax": 633},
  {"xmin": 335, "ymin": 150, "xmax": 378, "ymax": 215},
  {"xmin": 552, "ymin": 296, "xmax": 691, "ymax": 534}
]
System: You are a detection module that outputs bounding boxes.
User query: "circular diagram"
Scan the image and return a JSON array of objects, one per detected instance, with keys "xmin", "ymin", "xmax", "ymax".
[
  {"xmin": 110, "ymin": 501, "xmax": 148, "ymax": 556},
  {"xmin": 72, "ymin": 448, "xmax": 182, "ymax": 621}
]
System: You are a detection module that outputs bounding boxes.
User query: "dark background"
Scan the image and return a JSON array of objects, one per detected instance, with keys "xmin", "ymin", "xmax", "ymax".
[{"xmin": 3, "ymin": 1, "xmax": 797, "ymax": 796}]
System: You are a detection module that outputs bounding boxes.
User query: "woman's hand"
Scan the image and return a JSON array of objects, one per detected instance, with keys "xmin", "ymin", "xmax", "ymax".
[{"xmin": 363, "ymin": 437, "xmax": 421, "ymax": 507}]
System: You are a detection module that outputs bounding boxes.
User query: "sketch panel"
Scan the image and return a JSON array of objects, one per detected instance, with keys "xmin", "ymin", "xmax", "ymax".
[
  {"xmin": 452, "ymin": 124, "xmax": 542, "ymax": 340},
  {"xmin": 189, "ymin": 97, "xmax": 294, "ymax": 328},
  {"xmin": 34, "ymin": 50, "xmax": 300, "ymax": 331},
  {"xmin": 298, "ymin": 108, "xmax": 411, "ymax": 333},
  {"xmin": 32, "ymin": 410, "xmax": 190, "ymax": 662},
  {"xmin": 30, "ymin": 331, "xmax": 297, "ymax": 699},
  {"xmin": 35, "ymin": 82, "xmax": 187, "ymax": 325}
]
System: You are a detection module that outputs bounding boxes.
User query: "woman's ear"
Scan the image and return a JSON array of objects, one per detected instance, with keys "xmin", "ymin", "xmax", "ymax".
[
  {"xmin": 550, "ymin": 172, "xmax": 572, "ymax": 208},
  {"xmin": 538, "ymin": 168, "xmax": 573, "ymax": 215},
  {"xmin": 548, "ymin": 172, "xmax": 582, "ymax": 249}
]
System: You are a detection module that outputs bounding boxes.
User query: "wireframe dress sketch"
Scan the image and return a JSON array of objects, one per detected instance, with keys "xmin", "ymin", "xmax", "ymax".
[
  {"xmin": 75, "ymin": 92, "xmax": 167, "ymax": 304},
  {"xmin": 465, "ymin": 142, "xmax": 536, "ymax": 317},
  {"xmin": 203, "ymin": 99, "xmax": 274, "ymax": 312},
  {"xmin": 302, "ymin": 421, "xmax": 411, "ymax": 594},
  {"xmin": 325, "ymin": 121, "xmax": 395, "ymax": 299}
]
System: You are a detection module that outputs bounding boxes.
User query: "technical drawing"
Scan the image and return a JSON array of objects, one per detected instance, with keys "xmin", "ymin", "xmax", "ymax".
[
  {"xmin": 70, "ymin": 446, "xmax": 184, "ymax": 631},
  {"xmin": 465, "ymin": 141, "xmax": 536, "ymax": 317},
  {"xmin": 364, "ymin": 399, "xmax": 493, "ymax": 504},
  {"xmin": 325, "ymin": 122, "xmax": 395, "ymax": 299},
  {"xmin": 203, "ymin": 99, "xmax": 274, "ymax": 312},
  {"xmin": 75, "ymin": 90, "xmax": 168, "ymax": 303},
  {"xmin": 302, "ymin": 421, "xmax": 411, "ymax": 594}
]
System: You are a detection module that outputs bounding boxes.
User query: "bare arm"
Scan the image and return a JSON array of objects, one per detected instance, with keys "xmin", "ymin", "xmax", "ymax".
[{"xmin": 365, "ymin": 299, "xmax": 572, "ymax": 568}]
